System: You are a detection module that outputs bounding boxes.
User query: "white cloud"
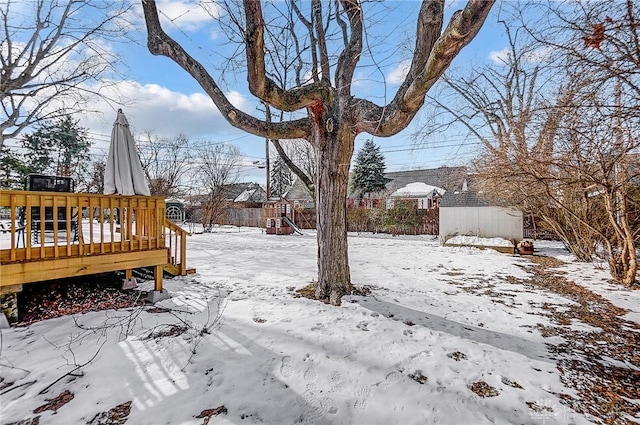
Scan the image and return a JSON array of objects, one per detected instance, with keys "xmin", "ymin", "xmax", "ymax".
[
  {"xmin": 489, "ymin": 47, "xmax": 511, "ymax": 65},
  {"xmin": 387, "ymin": 60, "xmax": 411, "ymax": 85},
  {"xmin": 523, "ymin": 47, "xmax": 553, "ymax": 64},
  {"xmin": 208, "ymin": 28, "xmax": 222, "ymax": 40},
  {"xmin": 226, "ymin": 90, "xmax": 251, "ymax": 111},
  {"xmin": 80, "ymin": 80, "xmax": 253, "ymax": 153},
  {"xmin": 156, "ymin": 0, "xmax": 221, "ymax": 32},
  {"xmin": 489, "ymin": 47, "xmax": 552, "ymax": 65}
]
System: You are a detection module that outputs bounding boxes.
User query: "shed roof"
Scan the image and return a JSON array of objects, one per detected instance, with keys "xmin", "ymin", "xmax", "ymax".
[{"xmin": 440, "ymin": 190, "xmax": 491, "ymax": 207}]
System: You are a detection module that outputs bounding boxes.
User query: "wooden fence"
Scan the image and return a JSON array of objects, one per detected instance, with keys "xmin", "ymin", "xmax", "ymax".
[{"xmin": 224, "ymin": 207, "xmax": 263, "ymax": 227}]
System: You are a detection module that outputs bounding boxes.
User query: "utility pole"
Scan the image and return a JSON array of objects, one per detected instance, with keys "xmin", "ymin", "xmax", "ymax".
[{"xmin": 265, "ymin": 138, "xmax": 271, "ymax": 199}]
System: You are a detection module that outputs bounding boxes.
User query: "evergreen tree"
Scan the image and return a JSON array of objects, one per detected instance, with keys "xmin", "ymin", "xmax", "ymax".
[
  {"xmin": 19, "ymin": 115, "xmax": 91, "ymax": 182},
  {"xmin": 270, "ymin": 155, "xmax": 293, "ymax": 197},
  {"xmin": 350, "ymin": 140, "xmax": 389, "ymax": 198},
  {"xmin": 0, "ymin": 145, "xmax": 27, "ymax": 189}
]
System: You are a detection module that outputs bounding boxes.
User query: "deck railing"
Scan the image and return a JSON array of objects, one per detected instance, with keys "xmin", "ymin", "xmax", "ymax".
[
  {"xmin": 0, "ymin": 190, "xmax": 190, "ymax": 289},
  {"xmin": 164, "ymin": 218, "xmax": 190, "ymax": 276}
]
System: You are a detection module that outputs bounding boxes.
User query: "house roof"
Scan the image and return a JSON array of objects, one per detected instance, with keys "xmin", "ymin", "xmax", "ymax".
[
  {"xmin": 384, "ymin": 166, "xmax": 468, "ymax": 193},
  {"xmin": 224, "ymin": 183, "xmax": 263, "ymax": 201},
  {"xmin": 390, "ymin": 182, "xmax": 445, "ymax": 198},
  {"xmin": 282, "ymin": 177, "xmax": 314, "ymax": 201},
  {"xmin": 183, "ymin": 183, "xmax": 264, "ymax": 206},
  {"xmin": 440, "ymin": 190, "xmax": 491, "ymax": 208},
  {"xmin": 165, "ymin": 197, "xmax": 185, "ymax": 206},
  {"xmin": 234, "ymin": 186, "xmax": 266, "ymax": 203}
]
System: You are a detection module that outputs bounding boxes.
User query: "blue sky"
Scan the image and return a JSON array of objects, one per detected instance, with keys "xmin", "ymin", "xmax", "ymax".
[{"xmin": 22, "ymin": 1, "xmax": 511, "ymax": 185}]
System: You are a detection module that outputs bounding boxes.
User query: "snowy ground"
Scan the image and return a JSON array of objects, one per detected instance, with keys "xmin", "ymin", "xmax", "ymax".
[{"xmin": 1, "ymin": 227, "xmax": 639, "ymax": 425}]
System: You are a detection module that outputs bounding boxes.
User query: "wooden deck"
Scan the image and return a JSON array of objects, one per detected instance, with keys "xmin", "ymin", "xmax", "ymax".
[{"xmin": 0, "ymin": 190, "xmax": 190, "ymax": 295}]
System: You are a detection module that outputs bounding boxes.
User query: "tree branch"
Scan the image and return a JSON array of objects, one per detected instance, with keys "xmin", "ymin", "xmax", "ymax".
[
  {"xmin": 271, "ymin": 138, "xmax": 314, "ymax": 192},
  {"xmin": 335, "ymin": 0, "xmax": 363, "ymax": 98},
  {"xmin": 141, "ymin": 0, "xmax": 311, "ymax": 141},
  {"xmin": 355, "ymin": 0, "xmax": 495, "ymax": 137},
  {"xmin": 243, "ymin": 0, "xmax": 326, "ymax": 110},
  {"xmin": 312, "ymin": 0, "xmax": 331, "ymax": 83}
]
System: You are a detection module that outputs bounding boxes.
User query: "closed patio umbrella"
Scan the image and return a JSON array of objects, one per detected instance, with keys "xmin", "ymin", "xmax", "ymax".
[{"xmin": 104, "ymin": 109, "xmax": 150, "ymax": 196}]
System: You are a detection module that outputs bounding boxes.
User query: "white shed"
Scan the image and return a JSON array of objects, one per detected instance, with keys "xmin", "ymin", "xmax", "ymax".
[{"xmin": 438, "ymin": 190, "xmax": 523, "ymax": 243}]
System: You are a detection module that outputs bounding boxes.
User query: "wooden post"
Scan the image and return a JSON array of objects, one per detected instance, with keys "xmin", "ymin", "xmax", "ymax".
[
  {"xmin": 10, "ymin": 194, "xmax": 17, "ymax": 261},
  {"xmin": 179, "ymin": 231, "xmax": 187, "ymax": 275},
  {"xmin": 154, "ymin": 265, "xmax": 163, "ymax": 292}
]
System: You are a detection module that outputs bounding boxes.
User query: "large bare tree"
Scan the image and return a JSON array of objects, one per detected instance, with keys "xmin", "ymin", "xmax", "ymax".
[
  {"xmin": 141, "ymin": 0, "xmax": 494, "ymax": 305},
  {"xmin": 0, "ymin": 0, "xmax": 132, "ymax": 149}
]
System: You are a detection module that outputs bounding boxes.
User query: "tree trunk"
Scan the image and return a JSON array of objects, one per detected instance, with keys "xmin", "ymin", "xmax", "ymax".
[
  {"xmin": 314, "ymin": 129, "xmax": 354, "ymax": 305},
  {"xmin": 619, "ymin": 235, "xmax": 638, "ymax": 288},
  {"xmin": 608, "ymin": 240, "xmax": 638, "ymax": 287},
  {"xmin": 615, "ymin": 194, "xmax": 638, "ymax": 287},
  {"xmin": 602, "ymin": 189, "xmax": 638, "ymax": 287}
]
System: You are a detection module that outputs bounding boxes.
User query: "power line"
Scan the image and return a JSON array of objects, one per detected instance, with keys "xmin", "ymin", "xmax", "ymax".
[{"xmin": 382, "ymin": 140, "xmax": 484, "ymax": 154}]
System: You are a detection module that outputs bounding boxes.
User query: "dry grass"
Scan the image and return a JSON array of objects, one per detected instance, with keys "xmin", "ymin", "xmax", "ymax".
[{"xmin": 515, "ymin": 256, "xmax": 640, "ymax": 424}]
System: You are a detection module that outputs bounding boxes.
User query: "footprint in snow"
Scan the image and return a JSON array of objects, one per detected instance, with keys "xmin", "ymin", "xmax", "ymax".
[
  {"xmin": 280, "ymin": 356, "xmax": 294, "ymax": 378},
  {"xmin": 376, "ymin": 371, "xmax": 402, "ymax": 389},
  {"xmin": 356, "ymin": 321, "xmax": 369, "ymax": 331},
  {"xmin": 353, "ymin": 386, "xmax": 372, "ymax": 410},
  {"xmin": 297, "ymin": 394, "xmax": 330, "ymax": 425},
  {"xmin": 303, "ymin": 365, "xmax": 318, "ymax": 383},
  {"xmin": 319, "ymin": 397, "xmax": 339, "ymax": 415},
  {"xmin": 329, "ymin": 371, "xmax": 345, "ymax": 393},
  {"xmin": 379, "ymin": 342, "xmax": 401, "ymax": 360}
]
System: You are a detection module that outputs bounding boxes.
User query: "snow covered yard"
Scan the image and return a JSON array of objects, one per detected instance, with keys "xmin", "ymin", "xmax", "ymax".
[{"xmin": 1, "ymin": 227, "xmax": 639, "ymax": 425}]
